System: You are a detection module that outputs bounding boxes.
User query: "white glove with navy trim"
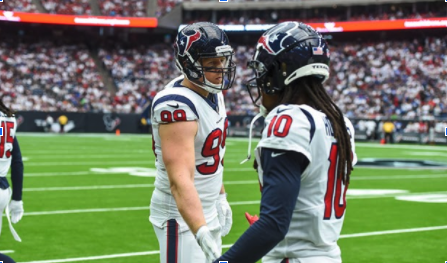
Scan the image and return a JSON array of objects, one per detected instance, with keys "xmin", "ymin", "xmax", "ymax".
[
  {"xmin": 9, "ymin": 200, "xmax": 24, "ymax": 224},
  {"xmin": 195, "ymin": 225, "xmax": 219, "ymax": 263},
  {"xmin": 216, "ymin": 193, "xmax": 232, "ymax": 236}
]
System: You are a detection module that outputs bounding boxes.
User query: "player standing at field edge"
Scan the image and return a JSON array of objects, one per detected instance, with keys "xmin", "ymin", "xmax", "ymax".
[
  {"xmin": 215, "ymin": 21, "xmax": 357, "ymax": 263},
  {"xmin": 0, "ymin": 97, "xmax": 25, "ymax": 257},
  {"xmin": 149, "ymin": 22, "xmax": 236, "ymax": 263}
]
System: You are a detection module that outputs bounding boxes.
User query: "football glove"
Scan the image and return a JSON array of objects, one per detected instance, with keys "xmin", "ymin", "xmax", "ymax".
[
  {"xmin": 216, "ymin": 193, "xmax": 232, "ymax": 237},
  {"xmin": 9, "ymin": 200, "xmax": 24, "ymax": 224},
  {"xmin": 245, "ymin": 212, "xmax": 259, "ymax": 226},
  {"xmin": 195, "ymin": 225, "xmax": 220, "ymax": 263}
]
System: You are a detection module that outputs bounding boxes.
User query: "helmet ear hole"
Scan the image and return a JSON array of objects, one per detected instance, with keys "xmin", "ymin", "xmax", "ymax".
[{"xmin": 185, "ymin": 60, "xmax": 202, "ymax": 80}]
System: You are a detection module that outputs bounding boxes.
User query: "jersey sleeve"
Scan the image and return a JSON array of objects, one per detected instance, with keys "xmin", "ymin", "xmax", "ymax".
[
  {"xmin": 151, "ymin": 94, "xmax": 199, "ymax": 124},
  {"xmin": 258, "ymin": 105, "xmax": 313, "ymax": 163},
  {"xmin": 344, "ymin": 117, "xmax": 358, "ymax": 166}
]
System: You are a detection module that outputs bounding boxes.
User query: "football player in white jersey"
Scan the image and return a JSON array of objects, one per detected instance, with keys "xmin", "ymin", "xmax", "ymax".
[
  {"xmin": 0, "ymin": 99, "xmax": 24, "ymax": 244},
  {"xmin": 215, "ymin": 21, "xmax": 357, "ymax": 263},
  {"xmin": 150, "ymin": 22, "xmax": 236, "ymax": 263}
]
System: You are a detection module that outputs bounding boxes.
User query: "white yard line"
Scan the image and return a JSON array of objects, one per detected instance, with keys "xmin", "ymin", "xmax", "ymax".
[
  {"xmin": 339, "ymin": 225, "xmax": 447, "ymax": 238},
  {"xmin": 18, "ymin": 225, "xmax": 447, "ymax": 263},
  {"xmin": 23, "ymin": 173, "xmax": 447, "ymax": 190},
  {"xmin": 22, "ymin": 168, "xmax": 447, "ymax": 178},
  {"xmin": 25, "ymin": 171, "xmax": 92, "ymax": 177},
  {"xmin": 9, "ymin": 191, "xmax": 447, "ymax": 217},
  {"xmin": 354, "ymin": 142, "xmax": 447, "ymax": 151},
  {"xmin": 12, "ymin": 201, "xmax": 261, "ymax": 217},
  {"xmin": 24, "ymin": 161, "xmax": 150, "ymax": 166},
  {"xmin": 19, "ymin": 251, "xmax": 159, "ymax": 263},
  {"xmin": 23, "ymin": 184, "xmax": 155, "ymax": 192},
  {"xmin": 0, "ymin": 250, "xmax": 14, "ymax": 253},
  {"xmin": 352, "ymin": 174, "xmax": 447, "ymax": 180},
  {"xmin": 24, "ymin": 155, "xmax": 150, "ymax": 160}
]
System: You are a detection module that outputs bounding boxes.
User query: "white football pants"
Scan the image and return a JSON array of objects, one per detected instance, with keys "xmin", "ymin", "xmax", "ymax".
[
  {"xmin": 0, "ymin": 187, "xmax": 21, "ymax": 241},
  {"xmin": 153, "ymin": 217, "xmax": 221, "ymax": 263}
]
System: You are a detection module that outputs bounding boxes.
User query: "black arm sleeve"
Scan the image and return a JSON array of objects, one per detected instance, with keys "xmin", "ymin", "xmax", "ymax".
[
  {"xmin": 11, "ymin": 137, "xmax": 24, "ymax": 201},
  {"xmin": 214, "ymin": 148, "xmax": 309, "ymax": 263}
]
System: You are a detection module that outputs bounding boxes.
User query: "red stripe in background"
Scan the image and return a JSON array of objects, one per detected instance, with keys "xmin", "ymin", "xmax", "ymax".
[
  {"xmin": 0, "ymin": 11, "xmax": 157, "ymax": 27},
  {"xmin": 282, "ymin": 17, "xmax": 447, "ymax": 32}
]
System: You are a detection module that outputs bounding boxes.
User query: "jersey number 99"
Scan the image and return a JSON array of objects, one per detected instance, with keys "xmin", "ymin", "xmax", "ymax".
[{"xmin": 197, "ymin": 118, "xmax": 228, "ymax": 175}]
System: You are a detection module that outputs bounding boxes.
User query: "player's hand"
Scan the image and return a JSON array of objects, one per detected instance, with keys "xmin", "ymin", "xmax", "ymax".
[
  {"xmin": 245, "ymin": 212, "xmax": 259, "ymax": 226},
  {"xmin": 216, "ymin": 193, "xmax": 232, "ymax": 236},
  {"xmin": 195, "ymin": 225, "xmax": 220, "ymax": 263},
  {"xmin": 9, "ymin": 200, "xmax": 24, "ymax": 224}
]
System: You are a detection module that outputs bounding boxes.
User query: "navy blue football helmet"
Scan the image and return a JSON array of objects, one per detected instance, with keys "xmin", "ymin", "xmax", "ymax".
[
  {"xmin": 246, "ymin": 21, "xmax": 330, "ymax": 105},
  {"xmin": 174, "ymin": 22, "xmax": 236, "ymax": 94}
]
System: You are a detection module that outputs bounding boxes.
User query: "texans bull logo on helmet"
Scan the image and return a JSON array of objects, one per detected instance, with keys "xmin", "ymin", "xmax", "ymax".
[
  {"xmin": 176, "ymin": 30, "xmax": 202, "ymax": 57},
  {"xmin": 256, "ymin": 22, "xmax": 301, "ymax": 55}
]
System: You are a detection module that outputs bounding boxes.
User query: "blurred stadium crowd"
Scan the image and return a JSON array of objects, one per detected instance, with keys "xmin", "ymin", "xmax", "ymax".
[
  {"xmin": 1, "ymin": 37, "xmax": 446, "ymax": 119},
  {"xmin": 0, "ymin": 0, "xmax": 446, "ymax": 120}
]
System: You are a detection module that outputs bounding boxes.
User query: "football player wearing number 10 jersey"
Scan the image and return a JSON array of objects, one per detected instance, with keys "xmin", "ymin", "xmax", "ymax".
[
  {"xmin": 149, "ymin": 22, "xmax": 236, "ymax": 263},
  {"xmin": 215, "ymin": 22, "xmax": 357, "ymax": 263}
]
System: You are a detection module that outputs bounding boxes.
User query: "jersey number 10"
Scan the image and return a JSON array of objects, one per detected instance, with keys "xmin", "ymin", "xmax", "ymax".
[{"xmin": 323, "ymin": 143, "xmax": 348, "ymax": 220}]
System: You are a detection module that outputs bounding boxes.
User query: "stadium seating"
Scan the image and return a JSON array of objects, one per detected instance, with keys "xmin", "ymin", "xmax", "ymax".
[
  {"xmin": 1, "ymin": 38, "xmax": 445, "ymax": 117},
  {"xmin": 0, "ymin": 0, "xmax": 38, "ymax": 12},
  {"xmin": 0, "ymin": 42, "xmax": 107, "ymax": 112},
  {"xmin": 41, "ymin": 0, "xmax": 92, "ymax": 15},
  {"xmin": 98, "ymin": 0, "xmax": 147, "ymax": 17}
]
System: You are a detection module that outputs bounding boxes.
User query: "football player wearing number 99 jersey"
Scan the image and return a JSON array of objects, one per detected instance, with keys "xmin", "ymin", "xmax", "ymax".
[
  {"xmin": 215, "ymin": 21, "xmax": 357, "ymax": 263},
  {"xmin": 149, "ymin": 22, "xmax": 236, "ymax": 263},
  {"xmin": 0, "ymin": 98, "xmax": 24, "ymax": 244}
]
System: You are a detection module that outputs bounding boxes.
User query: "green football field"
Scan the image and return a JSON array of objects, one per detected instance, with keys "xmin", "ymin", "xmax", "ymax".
[{"xmin": 1, "ymin": 133, "xmax": 447, "ymax": 263}]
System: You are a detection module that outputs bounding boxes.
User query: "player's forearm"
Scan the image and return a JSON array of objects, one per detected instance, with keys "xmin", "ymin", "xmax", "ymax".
[
  {"xmin": 11, "ymin": 137, "xmax": 24, "ymax": 201},
  {"xmin": 170, "ymin": 180, "xmax": 206, "ymax": 234}
]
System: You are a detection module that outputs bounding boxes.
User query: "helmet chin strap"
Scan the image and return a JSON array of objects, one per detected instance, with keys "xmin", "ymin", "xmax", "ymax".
[
  {"xmin": 187, "ymin": 74, "xmax": 224, "ymax": 94},
  {"xmin": 196, "ymin": 79, "xmax": 223, "ymax": 94},
  {"xmin": 240, "ymin": 105, "xmax": 268, "ymax": 164}
]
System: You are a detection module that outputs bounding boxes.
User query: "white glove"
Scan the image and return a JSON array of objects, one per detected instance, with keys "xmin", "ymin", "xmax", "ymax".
[
  {"xmin": 9, "ymin": 200, "xmax": 24, "ymax": 224},
  {"xmin": 195, "ymin": 225, "xmax": 220, "ymax": 263},
  {"xmin": 216, "ymin": 193, "xmax": 232, "ymax": 236}
]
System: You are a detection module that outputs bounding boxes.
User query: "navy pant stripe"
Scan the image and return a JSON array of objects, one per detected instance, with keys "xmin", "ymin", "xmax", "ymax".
[{"xmin": 166, "ymin": 219, "xmax": 178, "ymax": 263}]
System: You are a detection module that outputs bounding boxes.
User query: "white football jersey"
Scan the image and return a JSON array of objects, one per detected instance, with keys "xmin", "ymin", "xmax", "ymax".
[
  {"xmin": 0, "ymin": 113, "xmax": 17, "ymax": 178},
  {"xmin": 255, "ymin": 104, "xmax": 357, "ymax": 260},
  {"xmin": 150, "ymin": 76, "xmax": 228, "ymax": 232}
]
